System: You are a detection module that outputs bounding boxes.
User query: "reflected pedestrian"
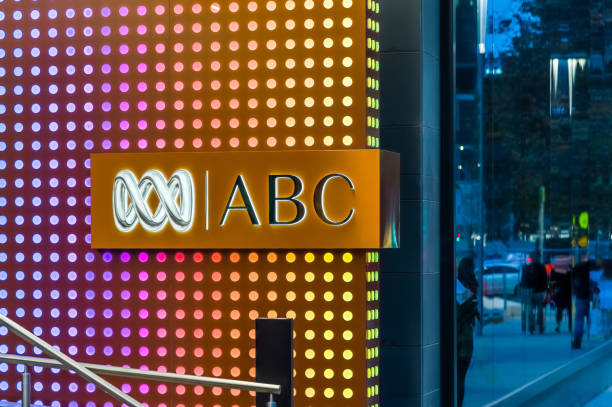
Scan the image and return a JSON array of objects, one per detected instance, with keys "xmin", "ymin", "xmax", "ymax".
[
  {"xmin": 572, "ymin": 258, "xmax": 598, "ymax": 349},
  {"xmin": 457, "ymin": 257, "xmax": 480, "ymax": 407},
  {"xmin": 599, "ymin": 260, "xmax": 612, "ymax": 339},
  {"xmin": 551, "ymin": 255, "xmax": 571, "ymax": 333}
]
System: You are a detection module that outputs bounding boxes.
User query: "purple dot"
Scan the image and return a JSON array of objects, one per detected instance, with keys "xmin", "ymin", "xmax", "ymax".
[
  {"xmin": 137, "ymin": 63, "xmax": 147, "ymax": 73},
  {"xmin": 103, "ymin": 346, "xmax": 113, "ymax": 356},
  {"xmin": 119, "ymin": 6, "xmax": 129, "ymax": 16},
  {"xmin": 120, "ymin": 252, "xmax": 131, "ymax": 263},
  {"xmin": 103, "ymin": 327, "xmax": 113, "ymax": 337},
  {"xmin": 138, "ymin": 101, "xmax": 148, "ymax": 111},
  {"xmin": 101, "ymin": 26, "xmax": 111, "ymax": 36},
  {"xmin": 120, "ymin": 137, "xmax": 130, "ymax": 148},
  {"xmin": 119, "ymin": 101, "xmax": 129, "ymax": 111},
  {"xmin": 119, "ymin": 82, "xmax": 130, "ymax": 92},
  {"xmin": 139, "ymin": 271, "xmax": 149, "ymax": 281},
  {"xmin": 119, "ymin": 25, "xmax": 129, "ymax": 36},
  {"xmin": 119, "ymin": 63, "xmax": 129, "ymax": 73},
  {"xmin": 102, "ymin": 252, "xmax": 112, "ymax": 262},
  {"xmin": 138, "ymin": 309, "xmax": 149, "ymax": 319},
  {"xmin": 138, "ymin": 347, "xmax": 149, "ymax": 357},
  {"xmin": 101, "ymin": 45, "xmax": 111, "ymax": 55},
  {"xmin": 102, "ymin": 102, "xmax": 112, "ymax": 112},
  {"xmin": 138, "ymin": 290, "xmax": 148, "ymax": 300},
  {"xmin": 137, "ymin": 43, "xmax": 147, "ymax": 54},
  {"xmin": 121, "ymin": 309, "xmax": 131, "ymax": 319},
  {"xmin": 121, "ymin": 271, "xmax": 130, "ymax": 281},
  {"xmin": 121, "ymin": 383, "xmax": 131, "ymax": 393},
  {"xmin": 85, "ymin": 252, "xmax": 95, "ymax": 262},
  {"xmin": 121, "ymin": 290, "xmax": 130, "ymax": 300},
  {"xmin": 137, "ymin": 82, "xmax": 148, "ymax": 92},
  {"xmin": 139, "ymin": 328, "xmax": 149, "ymax": 337},
  {"xmin": 103, "ymin": 271, "xmax": 113, "ymax": 281},
  {"xmin": 102, "ymin": 121, "xmax": 112, "ymax": 132},
  {"xmin": 84, "ymin": 140, "xmax": 94, "ymax": 150},
  {"xmin": 138, "ymin": 252, "xmax": 149, "ymax": 262},
  {"xmin": 137, "ymin": 6, "xmax": 147, "ymax": 16},
  {"xmin": 101, "ymin": 7, "xmax": 111, "ymax": 17},
  {"xmin": 103, "ymin": 290, "xmax": 112, "ymax": 300},
  {"xmin": 101, "ymin": 82, "xmax": 111, "ymax": 92},
  {"xmin": 138, "ymin": 138, "xmax": 148, "ymax": 149},
  {"xmin": 137, "ymin": 25, "xmax": 147, "ymax": 35},
  {"xmin": 101, "ymin": 64, "xmax": 111, "ymax": 75},
  {"xmin": 121, "ymin": 327, "xmax": 131, "ymax": 337},
  {"xmin": 119, "ymin": 45, "xmax": 129, "ymax": 55}
]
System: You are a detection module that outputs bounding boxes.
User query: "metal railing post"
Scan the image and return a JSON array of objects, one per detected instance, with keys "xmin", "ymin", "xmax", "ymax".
[
  {"xmin": 21, "ymin": 369, "xmax": 30, "ymax": 407},
  {"xmin": 267, "ymin": 394, "xmax": 277, "ymax": 407}
]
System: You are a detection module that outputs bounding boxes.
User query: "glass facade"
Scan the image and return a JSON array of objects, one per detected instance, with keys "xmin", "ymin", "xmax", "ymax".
[{"xmin": 455, "ymin": 0, "xmax": 612, "ymax": 405}]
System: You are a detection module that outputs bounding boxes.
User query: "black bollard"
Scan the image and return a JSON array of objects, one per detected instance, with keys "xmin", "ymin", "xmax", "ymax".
[{"xmin": 255, "ymin": 318, "xmax": 293, "ymax": 407}]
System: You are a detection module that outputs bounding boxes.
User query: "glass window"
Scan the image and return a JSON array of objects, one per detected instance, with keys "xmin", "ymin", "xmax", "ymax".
[{"xmin": 455, "ymin": 1, "xmax": 612, "ymax": 405}]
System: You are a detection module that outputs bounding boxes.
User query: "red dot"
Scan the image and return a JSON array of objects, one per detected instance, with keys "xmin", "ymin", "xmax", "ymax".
[
  {"xmin": 211, "ymin": 252, "xmax": 222, "ymax": 263},
  {"xmin": 175, "ymin": 252, "xmax": 185, "ymax": 262},
  {"xmin": 193, "ymin": 252, "xmax": 204, "ymax": 263}
]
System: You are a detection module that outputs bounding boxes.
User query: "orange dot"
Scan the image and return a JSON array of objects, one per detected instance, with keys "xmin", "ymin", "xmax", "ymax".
[
  {"xmin": 248, "ymin": 137, "xmax": 258, "ymax": 147},
  {"xmin": 248, "ymin": 253, "xmax": 259, "ymax": 262},
  {"xmin": 230, "ymin": 310, "xmax": 240, "ymax": 320},
  {"xmin": 248, "ymin": 272, "xmax": 259, "ymax": 282},
  {"xmin": 231, "ymin": 348, "xmax": 241, "ymax": 358},
  {"xmin": 249, "ymin": 310, "xmax": 259, "ymax": 320},
  {"xmin": 212, "ymin": 328, "xmax": 222, "ymax": 339},
  {"xmin": 230, "ymin": 367, "xmax": 240, "ymax": 377},
  {"xmin": 248, "ymin": 291, "xmax": 259, "ymax": 301},
  {"xmin": 267, "ymin": 252, "xmax": 278, "ymax": 263},
  {"xmin": 267, "ymin": 272, "xmax": 278, "ymax": 282},
  {"xmin": 248, "ymin": 98, "xmax": 258, "ymax": 108},
  {"xmin": 230, "ymin": 291, "xmax": 240, "ymax": 301},
  {"xmin": 229, "ymin": 137, "xmax": 240, "ymax": 147},
  {"xmin": 230, "ymin": 272, "xmax": 240, "ymax": 282},
  {"xmin": 248, "ymin": 118, "xmax": 258, "ymax": 128},
  {"xmin": 230, "ymin": 329, "xmax": 240, "ymax": 339},
  {"xmin": 267, "ymin": 137, "xmax": 277, "ymax": 147},
  {"xmin": 211, "ymin": 252, "xmax": 222, "ymax": 263}
]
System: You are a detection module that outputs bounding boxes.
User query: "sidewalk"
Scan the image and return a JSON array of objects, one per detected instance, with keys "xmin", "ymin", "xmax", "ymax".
[
  {"xmin": 464, "ymin": 306, "xmax": 601, "ymax": 407},
  {"xmin": 585, "ymin": 386, "xmax": 612, "ymax": 407}
]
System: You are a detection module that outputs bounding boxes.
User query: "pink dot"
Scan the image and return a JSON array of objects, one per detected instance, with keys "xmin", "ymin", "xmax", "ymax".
[
  {"xmin": 138, "ymin": 82, "xmax": 148, "ymax": 92},
  {"xmin": 157, "ymin": 347, "xmax": 167, "ymax": 357},
  {"xmin": 156, "ymin": 120, "xmax": 166, "ymax": 130},
  {"xmin": 119, "ymin": 25, "xmax": 129, "ymax": 35},
  {"xmin": 155, "ymin": 138, "xmax": 166, "ymax": 149},
  {"xmin": 120, "ymin": 139, "xmax": 130, "ymax": 149},
  {"xmin": 155, "ymin": 5, "xmax": 165, "ymax": 15},
  {"xmin": 119, "ymin": 121, "xmax": 130, "ymax": 131},
  {"xmin": 211, "ymin": 138, "xmax": 221, "ymax": 148},
  {"xmin": 139, "ymin": 271, "xmax": 149, "ymax": 281},
  {"xmin": 138, "ymin": 120, "xmax": 148, "ymax": 130},
  {"xmin": 211, "ymin": 119, "xmax": 221, "ymax": 129},
  {"xmin": 137, "ymin": 63, "xmax": 147, "ymax": 73},
  {"xmin": 155, "ymin": 101, "xmax": 166, "ymax": 110},
  {"xmin": 155, "ymin": 43, "xmax": 165, "ymax": 53},
  {"xmin": 137, "ymin": 43, "xmax": 147, "ymax": 54},
  {"xmin": 119, "ymin": 101, "xmax": 129, "ymax": 111},
  {"xmin": 119, "ymin": 82, "xmax": 130, "ymax": 92},
  {"xmin": 138, "ymin": 252, "xmax": 149, "ymax": 262},
  {"xmin": 119, "ymin": 63, "xmax": 129, "ymax": 73},
  {"xmin": 119, "ymin": 44, "xmax": 129, "ymax": 55},
  {"xmin": 248, "ymin": 137, "xmax": 258, "ymax": 147},
  {"xmin": 192, "ymin": 138, "xmax": 203, "ymax": 148},
  {"xmin": 137, "ymin": 101, "xmax": 147, "ymax": 111},
  {"xmin": 119, "ymin": 6, "xmax": 129, "ymax": 16},
  {"xmin": 229, "ymin": 137, "xmax": 240, "ymax": 147},
  {"xmin": 155, "ymin": 25, "xmax": 165, "ymax": 34},
  {"xmin": 155, "ymin": 81, "xmax": 165, "ymax": 91},
  {"xmin": 156, "ymin": 252, "xmax": 167, "ymax": 262},
  {"xmin": 174, "ymin": 138, "xmax": 184, "ymax": 148},
  {"xmin": 137, "ymin": 6, "xmax": 147, "ymax": 16}
]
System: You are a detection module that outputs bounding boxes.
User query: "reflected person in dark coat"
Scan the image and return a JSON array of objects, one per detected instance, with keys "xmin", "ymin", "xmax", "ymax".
[{"xmin": 457, "ymin": 257, "xmax": 480, "ymax": 407}]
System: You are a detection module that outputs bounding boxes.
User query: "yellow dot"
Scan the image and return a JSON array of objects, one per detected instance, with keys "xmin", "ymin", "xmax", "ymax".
[
  {"xmin": 323, "ymin": 116, "xmax": 334, "ymax": 127},
  {"xmin": 304, "ymin": 117, "xmax": 315, "ymax": 127},
  {"xmin": 323, "ymin": 330, "xmax": 334, "ymax": 340},
  {"xmin": 343, "ymin": 96, "xmax": 353, "ymax": 106},
  {"xmin": 343, "ymin": 311, "xmax": 353, "ymax": 321},
  {"xmin": 305, "ymin": 291, "xmax": 315, "ymax": 301},
  {"xmin": 323, "ymin": 38, "xmax": 334, "ymax": 47},
  {"xmin": 286, "ymin": 291, "xmax": 296, "ymax": 301},
  {"xmin": 323, "ymin": 18, "xmax": 334, "ymax": 28},
  {"xmin": 305, "ymin": 329, "xmax": 315, "ymax": 340},
  {"xmin": 343, "ymin": 272, "xmax": 353, "ymax": 282},
  {"xmin": 304, "ymin": 77, "xmax": 315, "ymax": 88},
  {"xmin": 285, "ymin": 19, "xmax": 296, "ymax": 29},
  {"xmin": 343, "ymin": 135, "xmax": 353, "ymax": 146},
  {"xmin": 305, "ymin": 387, "xmax": 315, "ymax": 398},
  {"xmin": 343, "ymin": 291, "xmax": 353, "ymax": 301},
  {"xmin": 323, "ymin": 0, "xmax": 334, "ymax": 8},
  {"xmin": 305, "ymin": 272, "xmax": 315, "ymax": 282},
  {"xmin": 305, "ymin": 368, "xmax": 315, "ymax": 379},
  {"xmin": 304, "ymin": 38, "xmax": 315, "ymax": 49},
  {"xmin": 305, "ymin": 253, "xmax": 315, "ymax": 263},
  {"xmin": 324, "ymin": 272, "xmax": 334, "ymax": 282},
  {"xmin": 286, "ymin": 58, "xmax": 296, "ymax": 69},
  {"xmin": 285, "ymin": 77, "xmax": 296, "ymax": 88},
  {"xmin": 342, "ymin": 37, "xmax": 353, "ymax": 47},
  {"xmin": 343, "ymin": 116, "xmax": 354, "ymax": 126},
  {"xmin": 305, "ymin": 349, "xmax": 315, "ymax": 359},
  {"xmin": 324, "ymin": 369, "xmax": 334, "ymax": 379},
  {"xmin": 304, "ymin": 58, "xmax": 315, "ymax": 68},
  {"xmin": 324, "ymin": 136, "xmax": 334, "ymax": 146},
  {"xmin": 323, "ymin": 291, "xmax": 334, "ymax": 301},
  {"xmin": 342, "ymin": 252, "xmax": 353, "ymax": 263},
  {"xmin": 324, "ymin": 349, "xmax": 334, "ymax": 359},
  {"xmin": 305, "ymin": 310, "xmax": 315, "ymax": 321},
  {"xmin": 305, "ymin": 136, "xmax": 315, "ymax": 146},
  {"xmin": 267, "ymin": 1, "xmax": 277, "ymax": 11},
  {"xmin": 304, "ymin": 97, "xmax": 315, "ymax": 107},
  {"xmin": 323, "ymin": 57, "xmax": 334, "ymax": 68},
  {"xmin": 323, "ymin": 77, "xmax": 334, "ymax": 87},
  {"xmin": 342, "ymin": 0, "xmax": 353, "ymax": 7},
  {"xmin": 286, "ymin": 117, "xmax": 296, "ymax": 127},
  {"xmin": 323, "ymin": 97, "xmax": 334, "ymax": 107},
  {"xmin": 268, "ymin": 310, "xmax": 278, "ymax": 318},
  {"xmin": 304, "ymin": 18, "xmax": 314, "ymax": 29},
  {"xmin": 342, "ymin": 77, "xmax": 353, "ymax": 87},
  {"xmin": 285, "ymin": 97, "xmax": 296, "ymax": 108},
  {"xmin": 343, "ymin": 350, "xmax": 353, "ymax": 360},
  {"xmin": 343, "ymin": 369, "xmax": 353, "ymax": 379},
  {"xmin": 324, "ymin": 311, "xmax": 334, "ymax": 321},
  {"xmin": 324, "ymin": 388, "xmax": 334, "ymax": 398},
  {"xmin": 342, "ymin": 17, "xmax": 353, "ymax": 28},
  {"xmin": 343, "ymin": 330, "xmax": 353, "ymax": 340},
  {"xmin": 342, "ymin": 57, "xmax": 353, "ymax": 67},
  {"xmin": 286, "ymin": 253, "xmax": 296, "ymax": 263},
  {"xmin": 286, "ymin": 310, "xmax": 296, "ymax": 318}
]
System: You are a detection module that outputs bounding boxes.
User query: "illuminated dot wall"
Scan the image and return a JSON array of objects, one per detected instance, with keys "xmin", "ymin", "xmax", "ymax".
[{"xmin": 0, "ymin": 1, "xmax": 380, "ymax": 407}]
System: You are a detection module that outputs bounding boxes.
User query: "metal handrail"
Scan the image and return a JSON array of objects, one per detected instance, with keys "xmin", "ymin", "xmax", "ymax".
[
  {"xmin": 0, "ymin": 354, "xmax": 281, "ymax": 394},
  {"xmin": 0, "ymin": 312, "xmax": 282, "ymax": 406},
  {"xmin": 0, "ymin": 313, "xmax": 144, "ymax": 407}
]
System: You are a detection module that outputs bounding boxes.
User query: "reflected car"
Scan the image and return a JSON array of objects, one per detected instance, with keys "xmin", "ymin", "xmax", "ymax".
[{"xmin": 480, "ymin": 263, "xmax": 521, "ymax": 297}]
